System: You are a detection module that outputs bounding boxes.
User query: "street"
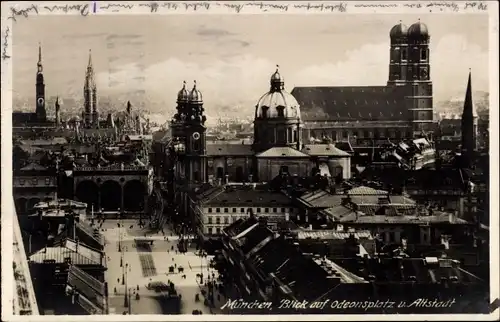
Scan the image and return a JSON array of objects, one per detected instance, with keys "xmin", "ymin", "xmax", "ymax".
[{"xmin": 100, "ymin": 219, "xmax": 220, "ymax": 315}]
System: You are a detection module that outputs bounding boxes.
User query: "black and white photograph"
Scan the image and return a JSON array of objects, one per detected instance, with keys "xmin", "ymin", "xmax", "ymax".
[{"xmin": 1, "ymin": 1, "xmax": 498, "ymax": 320}]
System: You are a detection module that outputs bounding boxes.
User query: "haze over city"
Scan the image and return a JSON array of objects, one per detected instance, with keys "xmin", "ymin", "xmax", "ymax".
[{"xmin": 12, "ymin": 14, "xmax": 489, "ymax": 125}]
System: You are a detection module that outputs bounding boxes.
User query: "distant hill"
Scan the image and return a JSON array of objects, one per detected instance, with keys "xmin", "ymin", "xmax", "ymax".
[{"xmin": 435, "ymin": 91, "xmax": 489, "ymax": 116}]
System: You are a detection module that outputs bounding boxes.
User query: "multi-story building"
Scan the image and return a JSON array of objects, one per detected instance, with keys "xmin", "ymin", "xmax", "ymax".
[
  {"xmin": 293, "ymin": 21, "xmax": 436, "ymax": 157},
  {"xmin": 13, "ymin": 162, "xmax": 58, "ymax": 215},
  {"xmin": 187, "ymin": 184, "xmax": 296, "ymax": 238}
]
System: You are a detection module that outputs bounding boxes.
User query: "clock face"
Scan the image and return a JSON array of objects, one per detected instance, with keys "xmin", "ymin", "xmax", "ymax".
[
  {"xmin": 192, "ymin": 132, "xmax": 200, "ymax": 140},
  {"xmin": 37, "ymin": 98, "xmax": 44, "ymax": 106}
]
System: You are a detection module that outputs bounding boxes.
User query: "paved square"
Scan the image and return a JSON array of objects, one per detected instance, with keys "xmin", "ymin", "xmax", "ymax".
[{"xmin": 100, "ymin": 220, "xmax": 218, "ymax": 315}]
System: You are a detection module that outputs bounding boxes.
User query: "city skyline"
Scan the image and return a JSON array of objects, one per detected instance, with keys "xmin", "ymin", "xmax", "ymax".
[{"xmin": 13, "ymin": 14, "xmax": 489, "ymax": 123}]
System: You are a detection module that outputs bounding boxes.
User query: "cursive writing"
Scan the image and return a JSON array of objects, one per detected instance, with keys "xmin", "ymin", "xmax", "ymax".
[
  {"xmin": 7, "ymin": 4, "xmax": 39, "ymax": 22},
  {"xmin": 99, "ymin": 3, "xmax": 134, "ymax": 11},
  {"xmin": 426, "ymin": 2, "xmax": 460, "ymax": 11},
  {"xmin": 293, "ymin": 2, "xmax": 347, "ymax": 12},
  {"xmin": 43, "ymin": 4, "xmax": 89, "ymax": 15},
  {"xmin": 2, "ymin": 27, "xmax": 11, "ymax": 61}
]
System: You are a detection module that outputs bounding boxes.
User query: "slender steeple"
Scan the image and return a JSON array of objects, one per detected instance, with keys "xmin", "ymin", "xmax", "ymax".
[
  {"xmin": 461, "ymin": 69, "xmax": 478, "ymax": 166},
  {"xmin": 35, "ymin": 42, "xmax": 46, "ymax": 121},
  {"xmin": 55, "ymin": 96, "xmax": 61, "ymax": 127},
  {"xmin": 83, "ymin": 49, "xmax": 98, "ymax": 128}
]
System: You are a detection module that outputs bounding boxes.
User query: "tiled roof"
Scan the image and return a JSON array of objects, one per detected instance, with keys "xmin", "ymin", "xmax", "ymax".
[
  {"xmin": 296, "ymin": 230, "xmax": 372, "ymax": 240},
  {"xmin": 298, "ymin": 190, "xmax": 343, "ymax": 208},
  {"xmin": 291, "ymin": 86, "xmax": 407, "ymax": 121},
  {"xmin": 320, "ymin": 205, "xmax": 358, "ymax": 221},
  {"xmin": 348, "ymin": 186, "xmax": 388, "ymax": 195},
  {"xmin": 301, "ymin": 144, "xmax": 350, "ymax": 157},
  {"xmin": 354, "ymin": 257, "xmax": 484, "ymax": 284},
  {"xmin": 251, "ymin": 237, "xmax": 334, "ymax": 300},
  {"xmin": 29, "ymin": 239, "xmax": 103, "ymax": 265},
  {"xmin": 206, "ymin": 143, "xmax": 253, "ymax": 156},
  {"xmin": 200, "ymin": 186, "xmax": 292, "ymax": 207},
  {"xmin": 223, "ymin": 216, "xmax": 259, "ymax": 237},
  {"xmin": 67, "ymin": 265, "xmax": 107, "ymax": 314},
  {"xmin": 234, "ymin": 222, "xmax": 275, "ymax": 255},
  {"xmin": 339, "ymin": 213, "xmax": 469, "ymax": 225},
  {"xmin": 20, "ymin": 162, "xmax": 48, "ymax": 171},
  {"xmin": 256, "ymin": 147, "xmax": 309, "ymax": 158}
]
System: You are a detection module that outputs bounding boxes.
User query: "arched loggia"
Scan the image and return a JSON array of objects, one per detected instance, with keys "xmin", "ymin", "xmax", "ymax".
[
  {"xmin": 123, "ymin": 180, "xmax": 146, "ymax": 211},
  {"xmin": 100, "ymin": 180, "xmax": 122, "ymax": 211},
  {"xmin": 75, "ymin": 180, "xmax": 99, "ymax": 210}
]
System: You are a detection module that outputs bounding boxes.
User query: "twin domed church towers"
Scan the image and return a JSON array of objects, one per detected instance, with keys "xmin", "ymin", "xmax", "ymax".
[{"xmin": 170, "ymin": 20, "xmax": 442, "ymax": 184}]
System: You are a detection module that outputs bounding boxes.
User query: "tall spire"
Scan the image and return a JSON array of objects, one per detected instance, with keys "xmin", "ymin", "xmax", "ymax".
[
  {"xmin": 37, "ymin": 42, "xmax": 43, "ymax": 73},
  {"xmin": 88, "ymin": 49, "xmax": 93, "ymax": 68},
  {"xmin": 461, "ymin": 69, "xmax": 477, "ymax": 164}
]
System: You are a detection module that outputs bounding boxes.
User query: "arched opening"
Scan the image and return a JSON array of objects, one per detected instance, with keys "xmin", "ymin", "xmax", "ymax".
[
  {"xmin": 235, "ymin": 166, "xmax": 244, "ymax": 182},
  {"xmin": 123, "ymin": 180, "xmax": 146, "ymax": 212},
  {"xmin": 75, "ymin": 180, "xmax": 99, "ymax": 210},
  {"xmin": 216, "ymin": 167, "xmax": 224, "ymax": 179},
  {"xmin": 27, "ymin": 198, "xmax": 41, "ymax": 213},
  {"xmin": 100, "ymin": 180, "xmax": 121, "ymax": 211},
  {"xmin": 280, "ymin": 166, "xmax": 289, "ymax": 175},
  {"xmin": 16, "ymin": 198, "xmax": 28, "ymax": 214}
]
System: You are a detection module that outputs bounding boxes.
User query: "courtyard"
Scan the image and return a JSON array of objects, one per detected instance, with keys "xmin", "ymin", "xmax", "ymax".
[{"xmin": 100, "ymin": 219, "xmax": 221, "ymax": 315}]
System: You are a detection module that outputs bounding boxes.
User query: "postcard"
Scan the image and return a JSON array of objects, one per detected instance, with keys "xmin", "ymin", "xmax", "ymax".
[{"xmin": 1, "ymin": 1, "xmax": 498, "ymax": 321}]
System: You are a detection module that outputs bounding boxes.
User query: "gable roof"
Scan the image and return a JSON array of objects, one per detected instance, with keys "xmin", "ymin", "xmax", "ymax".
[
  {"xmin": 301, "ymin": 144, "xmax": 350, "ymax": 157},
  {"xmin": 199, "ymin": 186, "xmax": 292, "ymax": 207},
  {"xmin": 67, "ymin": 265, "xmax": 107, "ymax": 314},
  {"xmin": 206, "ymin": 143, "xmax": 253, "ymax": 156},
  {"xmin": 291, "ymin": 86, "xmax": 408, "ymax": 121},
  {"xmin": 29, "ymin": 239, "xmax": 103, "ymax": 266},
  {"xmin": 20, "ymin": 162, "xmax": 48, "ymax": 171},
  {"xmin": 298, "ymin": 190, "xmax": 343, "ymax": 208},
  {"xmin": 256, "ymin": 147, "xmax": 309, "ymax": 158}
]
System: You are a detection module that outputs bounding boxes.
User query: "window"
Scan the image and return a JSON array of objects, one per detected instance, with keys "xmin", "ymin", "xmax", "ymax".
[
  {"xmin": 402, "ymin": 49, "xmax": 407, "ymax": 60},
  {"xmin": 364, "ymin": 130, "xmax": 370, "ymax": 138},
  {"xmin": 224, "ymin": 217, "xmax": 229, "ymax": 224},
  {"xmin": 331, "ymin": 131, "xmax": 337, "ymax": 140},
  {"xmin": 289, "ymin": 208, "xmax": 293, "ymax": 212},
  {"xmin": 264, "ymin": 208, "xmax": 269, "ymax": 213},
  {"xmin": 224, "ymin": 208, "xmax": 229, "ymax": 213},
  {"xmin": 19, "ymin": 179, "xmax": 25, "ymax": 186},
  {"xmin": 281, "ymin": 208, "xmax": 286, "ymax": 213},
  {"xmin": 216, "ymin": 228, "xmax": 221, "ymax": 234},
  {"xmin": 208, "ymin": 227, "xmax": 213, "ymax": 235},
  {"xmin": 256, "ymin": 208, "xmax": 261, "ymax": 213},
  {"xmin": 273, "ymin": 208, "xmax": 277, "ymax": 213},
  {"xmin": 277, "ymin": 106, "xmax": 285, "ymax": 118},
  {"xmin": 216, "ymin": 217, "xmax": 221, "ymax": 224},
  {"xmin": 342, "ymin": 131, "xmax": 348, "ymax": 139},
  {"xmin": 208, "ymin": 208, "xmax": 212, "ymax": 213},
  {"xmin": 216, "ymin": 208, "xmax": 220, "ymax": 213},
  {"xmin": 208, "ymin": 217, "xmax": 213, "ymax": 224},
  {"xmin": 240, "ymin": 208, "xmax": 245, "ymax": 213},
  {"xmin": 45, "ymin": 178, "xmax": 51, "ymax": 185},
  {"xmin": 421, "ymin": 49, "xmax": 427, "ymax": 60},
  {"xmin": 232, "ymin": 208, "xmax": 237, "ymax": 213}
]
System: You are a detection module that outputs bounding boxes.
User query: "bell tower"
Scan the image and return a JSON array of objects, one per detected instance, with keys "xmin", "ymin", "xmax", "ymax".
[
  {"xmin": 405, "ymin": 20, "xmax": 434, "ymax": 138},
  {"xmin": 387, "ymin": 21, "xmax": 409, "ymax": 86},
  {"xmin": 35, "ymin": 43, "xmax": 47, "ymax": 122},
  {"xmin": 83, "ymin": 50, "xmax": 98, "ymax": 128},
  {"xmin": 184, "ymin": 81, "xmax": 207, "ymax": 183}
]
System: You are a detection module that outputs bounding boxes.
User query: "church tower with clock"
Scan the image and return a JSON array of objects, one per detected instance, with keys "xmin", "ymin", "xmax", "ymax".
[
  {"xmin": 35, "ymin": 43, "xmax": 47, "ymax": 122},
  {"xmin": 184, "ymin": 81, "xmax": 208, "ymax": 183}
]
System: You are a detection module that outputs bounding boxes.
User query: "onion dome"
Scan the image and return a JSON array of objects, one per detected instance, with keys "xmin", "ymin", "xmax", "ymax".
[
  {"xmin": 390, "ymin": 21, "xmax": 408, "ymax": 38},
  {"xmin": 177, "ymin": 81, "xmax": 190, "ymax": 103},
  {"xmin": 255, "ymin": 66, "xmax": 301, "ymax": 119},
  {"xmin": 188, "ymin": 80, "xmax": 203, "ymax": 104},
  {"xmin": 408, "ymin": 20, "xmax": 429, "ymax": 39}
]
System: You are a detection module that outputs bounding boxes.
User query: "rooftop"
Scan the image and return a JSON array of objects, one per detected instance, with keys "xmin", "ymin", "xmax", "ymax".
[{"xmin": 29, "ymin": 239, "xmax": 104, "ymax": 266}]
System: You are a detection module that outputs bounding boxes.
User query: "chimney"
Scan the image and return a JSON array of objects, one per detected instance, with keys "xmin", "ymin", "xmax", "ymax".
[{"xmin": 225, "ymin": 174, "xmax": 229, "ymax": 184}]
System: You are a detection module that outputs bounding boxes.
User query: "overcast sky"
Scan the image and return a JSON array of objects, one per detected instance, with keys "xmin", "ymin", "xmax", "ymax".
[{"xmin": 13, "ymin": 14, "xmax": 489, "ymax": 120}]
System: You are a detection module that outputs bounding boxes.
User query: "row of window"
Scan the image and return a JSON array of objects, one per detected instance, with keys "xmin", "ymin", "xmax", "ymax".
[
  {"xmin": 207, "ymin": 207, "xmax": 292, "ymax": 214},
  {"xmin": 310, "ymin": 129, "xmax": 409, "ymax": 140},
  {"xmin": 18, "ymin": 178, "xmax": 51, "ymax": 186},
  {"xmin": 393, "ymin": 48, "xmax": 428, "ymax": 61}
]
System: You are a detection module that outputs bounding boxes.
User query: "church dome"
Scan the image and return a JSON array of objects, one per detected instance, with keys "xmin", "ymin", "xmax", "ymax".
[
  {"xmin": 408, "ymin": 20, "xmax": 429, "ymax": 39},
  {"xmin": 189, "ymin": 81, "xmax": 203, "ymax": 103},
  {"xmin": 255, "ymin": 66, "xmax": 301, "ymax": 120},
  {"xmin": 390, "ymin": 21, "xmax": 408, "ymax": 38},
  {"xmin": 177, "ymin": 81, "xmax": 190, "ymax": 103}
]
